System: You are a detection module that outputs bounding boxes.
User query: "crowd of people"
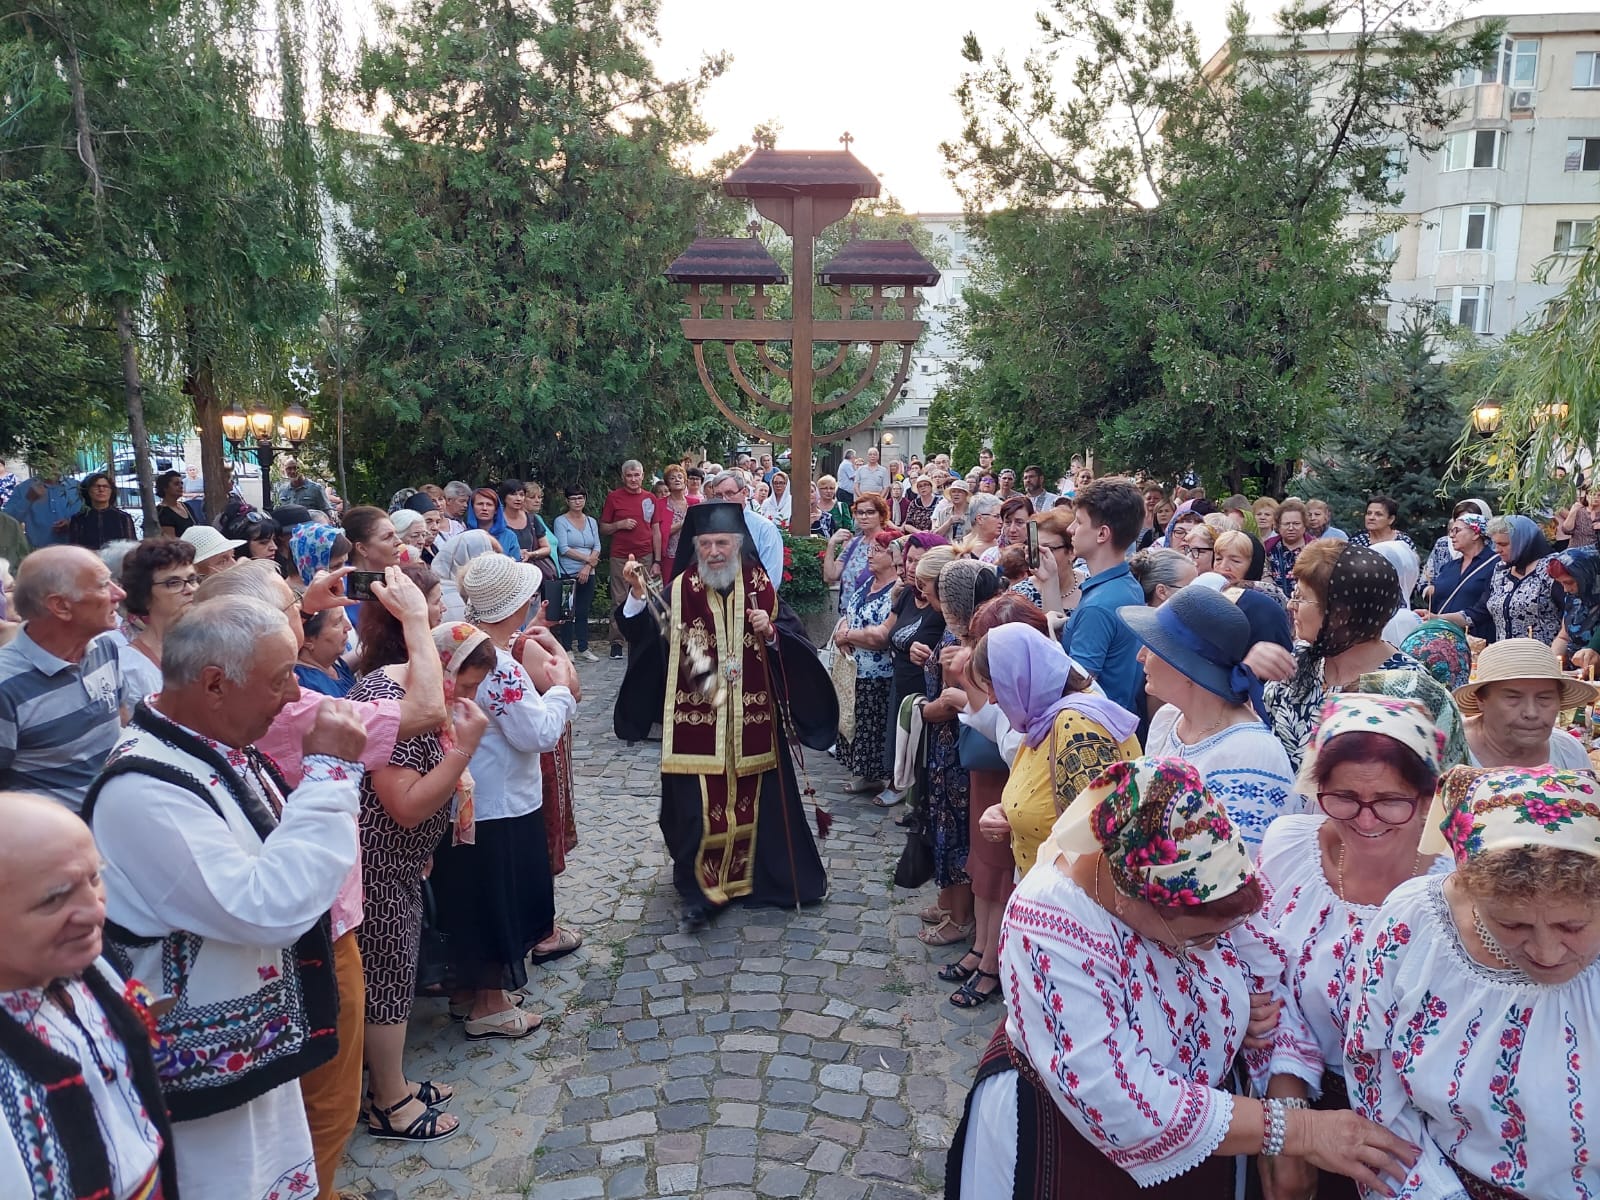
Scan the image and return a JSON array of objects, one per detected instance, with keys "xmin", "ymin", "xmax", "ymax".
[{"xmin": 1, "ymin": 443, "xmax": 1599, "ymax": 1200}]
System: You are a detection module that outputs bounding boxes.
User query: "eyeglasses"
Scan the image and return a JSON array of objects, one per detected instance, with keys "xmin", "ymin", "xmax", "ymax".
[
  {"xmin": 1038, "ymin": 541, "xmax": 1068, "ymax": 553},
  {"xmin": 1287, "ymin": 595, "xmax": 1319, "ymax": 611},
  {"xmin": 1181, "ymin": 546, "xmax": 1213, "ymax": 561},
  {"xmin": 1317, "ymin": 791, "xmax": 1421, "ymax": 825},
  {"xmin": 153, "ymin": 574, "xmax": 202, "ymax": 593},
  {"xmin": 1154, "ymin": 909, "xmax": 1250, "ymax": 953}
]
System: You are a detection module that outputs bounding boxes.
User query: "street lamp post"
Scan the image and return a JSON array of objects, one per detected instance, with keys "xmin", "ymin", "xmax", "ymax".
[
  {"xmin": 221, "ymin": 401, "xmax": 311, "ymax": 505},
  {"xmin": 665, "ymin": 139, "xmax": 939, "ymax": 535}
]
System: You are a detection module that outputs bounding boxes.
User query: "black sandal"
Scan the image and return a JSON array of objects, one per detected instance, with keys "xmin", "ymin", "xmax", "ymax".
[
  {"xmin": 362, "ymin": 1079, "xmax": 454, "ymax": 1119},
  {"xmin": 366, "ymin": 1095, "xmax": 459, "ymax": 1142},
  {"xmin": 950, "ymin": 970, "xmax": 1002, "ymax": 1010},
  {"xmin": 938, "ymin": 951, "xmax": 983, "ymax": 983}
]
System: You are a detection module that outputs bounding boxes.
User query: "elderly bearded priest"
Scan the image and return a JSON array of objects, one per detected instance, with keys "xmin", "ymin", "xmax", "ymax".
[{"xmin": 614, "ymin": 502, "xmax": 834, "ymax": 932}]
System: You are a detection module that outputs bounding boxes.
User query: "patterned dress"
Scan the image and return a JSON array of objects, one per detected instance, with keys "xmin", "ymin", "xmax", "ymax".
[
  {"xmin": 1346, "ymin": 874, "xmax": 1600, "ymax": 1199},
  {"xmin": 923, "ymin": 629, "xmax": 971, "ymax": 887},
  {"xmin": 349, "ymin": 671, "xmax": 450, "ymax": 1024},
  {"xmin": 837, "ymin": 578, "xmax": 896, "ymax": 780},
  {"xmin": 1487, "ymin": 556, "xmax": 1563, "ymax": 644}
]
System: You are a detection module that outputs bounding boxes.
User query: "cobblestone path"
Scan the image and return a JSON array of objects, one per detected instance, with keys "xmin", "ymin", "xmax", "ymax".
[{"xmin": 338, "ymin": 654, "xmax": 996, "ymax": 1199}]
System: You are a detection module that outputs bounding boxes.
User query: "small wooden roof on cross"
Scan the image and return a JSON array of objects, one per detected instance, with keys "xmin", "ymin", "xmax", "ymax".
[
  {"xmin": 723, "ymin": 149, "xmax": 881, "ymax": 200},
  {"xmin": 816, "ymin": 239, "xmax": 940, "ymax": 287},
  {"xmin": 664, "ymin": 236, "xmax": 787, "ymax": 285}
]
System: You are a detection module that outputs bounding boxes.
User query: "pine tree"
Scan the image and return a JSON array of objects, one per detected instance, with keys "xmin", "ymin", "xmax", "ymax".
[{"xmin": 1303, "ymin": 310, "xmax": 1477, "ymax": 548}]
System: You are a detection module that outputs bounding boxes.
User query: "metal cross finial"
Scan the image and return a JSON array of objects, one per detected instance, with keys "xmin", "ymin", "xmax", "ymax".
[
  {"xmin": 839, "ymin": 131, "xmax": 854, "ymax": 151},
  {"xmin": 746, "ymin": 219, "xmax": 762, "ymax": 238}
]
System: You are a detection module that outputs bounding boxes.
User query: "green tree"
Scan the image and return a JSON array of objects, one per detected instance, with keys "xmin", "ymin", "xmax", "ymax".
[
  {"xmin": 1, "ymin": 1, "xmax": 332, "ymax": 517},
  {"xmin": 331, "ymin": 0, "xmax": 727, "ymax": 497},
  {"xmin": 1300, "ymin": 308, "xmax": 1485, "ymax": 547},
  {"xmin": 938, "ymin": 0, "xmax": 1498, "ymax": 490}
]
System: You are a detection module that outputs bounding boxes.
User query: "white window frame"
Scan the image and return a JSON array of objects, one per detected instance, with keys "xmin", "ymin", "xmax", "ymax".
[
  {"xmin": 1555, "ymin": 219, "xmax": 1595, "ymax": 253},
  {"xmin": 1443, "ymin": 129, "xmax": 1505, "ymax": 172},
  {"xmin": 1449, "ymin": 204, "xmax": 1497, "ymax": 252},
  {"xmin": 1436, "ymin": 285, "xmax": 1492, "ymax": 334},
  {"xmin": 1456, "ymin": 37, "xmax": 1539, "ymax": 88},
  {"xmin": 1567, "ymin": 137, "xmax": 1600, "ymax": 171},
  {"xmin": 1576, "ymin": 51, "xmax": 1600, "ymax": 88},
  {"xmin": 1369, "ymin": 230, "xmax": 1398, "ymax": 261}
]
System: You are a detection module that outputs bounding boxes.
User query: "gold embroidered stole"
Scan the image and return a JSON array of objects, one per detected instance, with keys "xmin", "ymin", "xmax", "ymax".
[{"xmin": 660, "ymin": 565, "xmax": 780, "ymax": 902}]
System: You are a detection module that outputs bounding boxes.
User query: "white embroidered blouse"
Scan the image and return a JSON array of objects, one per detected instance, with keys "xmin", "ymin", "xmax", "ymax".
[
  {"xmin": 1344, "ymin": 874, "xmax": 1600, "ymax": 1199},
  {"xmin": 998, "ymin": 859, "xmax": 1262, "ymax": 1187},
  {"xmin": 1257, "ymin": 815, "xmax": 1450, "ymax": 1095}
]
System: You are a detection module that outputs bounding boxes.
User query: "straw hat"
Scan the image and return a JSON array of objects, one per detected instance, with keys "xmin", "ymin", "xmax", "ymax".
[
  {"xmin": 461, "ymin": 553, "xmax": 542, "ymax": 624},
  {"xmin": 182, "ymin": 525, "xmax": 246, "ymax": 564},
  {"xmin": 1452, "ymin": 637, "xmax": 1598, "ymax": 714}
]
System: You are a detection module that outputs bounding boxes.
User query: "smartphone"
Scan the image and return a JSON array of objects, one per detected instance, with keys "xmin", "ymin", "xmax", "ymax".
[
  {"xmin": 347, "ymin": 570, "xmax": 385, "ymax": 602},
  {"xmin": 1026, "ymin": 521, "xmax": 1040, "ymax": 571}
]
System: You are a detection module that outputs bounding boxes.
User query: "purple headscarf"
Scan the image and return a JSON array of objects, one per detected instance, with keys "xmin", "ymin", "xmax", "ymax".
[{"xmin": 985, "ymin": 624, "xmax": 1140, "ymax": 748}]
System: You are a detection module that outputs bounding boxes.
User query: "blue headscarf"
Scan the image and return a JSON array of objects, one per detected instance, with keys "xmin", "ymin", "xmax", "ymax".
[
  {"xmin": 291, "ymin": 522, "xmax": 339, "ymax": 586},
  {"xmin": 1503, "ymin": 514, "xmax": 1550, "ymax": 570},
  {"xmin": 1553, "ymin": 546, "xmax": 1600, "ymax": 646},
  {"xmin": 470, "ymin": 487, "xmax": 520, "ymax": 557}
]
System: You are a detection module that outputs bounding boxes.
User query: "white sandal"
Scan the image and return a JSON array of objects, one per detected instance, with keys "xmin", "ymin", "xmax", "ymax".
[{"xmin": 463, "ymin": 1006, "xmax": 543, "ymax": 1040}]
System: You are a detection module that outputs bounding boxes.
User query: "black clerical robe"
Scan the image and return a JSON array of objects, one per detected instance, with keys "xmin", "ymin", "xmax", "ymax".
[{"xmin": 613, "ymin": 567, "xmax": 834, "ymax": 909}]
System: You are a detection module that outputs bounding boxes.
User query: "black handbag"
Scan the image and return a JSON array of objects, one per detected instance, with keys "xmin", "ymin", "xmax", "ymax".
[
  {"xmin": 893, "ymin": 819, "xmax": 935, "ymax": 889},
  {"xmin": 414, "ymin": 878, "xmax": 454, "ymax": 995}
]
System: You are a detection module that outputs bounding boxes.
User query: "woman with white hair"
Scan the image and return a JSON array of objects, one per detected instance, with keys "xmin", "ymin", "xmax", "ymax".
[{"xmin": 965, "ymin": 493, "xmax": 1004, "ymax": 561}]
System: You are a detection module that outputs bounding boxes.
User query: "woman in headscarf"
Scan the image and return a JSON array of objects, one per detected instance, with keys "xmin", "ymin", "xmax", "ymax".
[
  {"xmin": 1420, "ymin": 510, "xmax": 1496, "ymax": 642},
  {"xmin": 948, "ymin": 758, "xmax": 1418, "ymax": 1200},
  {"xmin": 1548, "ymin": 544, "xmax": 1600, "ymax": 669},
  {"xmin": 1120, "ymin": 584, "xmax": 1295, "ymax": 852},
  {"xmin": 1368, "ymin": 538, "xmax": 1422, "ymax": 647},
  {"xmin": 1263, "ymin": 541, "xmax": 1426, "ymax": 772},
  {"xmin": 433, "ymin": 529, "xmax": 502, "ymax": 622},
  {"xmin": 1213, "ymin": 529, "xmax": 1289, "ymax": 611},
  {"xmin": 1255, "ymin": 695, "xmax": 1452, "ymax": 1200},
  {"xmin": 915, "ymin": 558, "xmax": 999, "ymax": 948},
  {"xmin": 1485, "ymin": 514, "xmax": 1562, "ymax": 644},
  {"xmin": 1344, "ymin": 765, "xmax": 1600, "ymax": 1198},
  {"xmin": 1422, "ymin": 498, "xmax": 1492, "ymax": 589},
  {"xmin": 290, "ymin": 521, "xmax": 350, "ymax": 590},
  {"xmin": 468, "ymin": 487, "xmax": 521, "ymax": 559},
  {"xmin": 965, "ymin": 621, "xmax": 1140, "ymax": 1006}
]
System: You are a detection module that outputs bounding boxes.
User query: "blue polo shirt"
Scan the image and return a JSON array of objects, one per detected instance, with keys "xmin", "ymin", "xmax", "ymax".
[{"xmin": 1059, "ymin": 562, "xmax": 1146, "ymax": 713}]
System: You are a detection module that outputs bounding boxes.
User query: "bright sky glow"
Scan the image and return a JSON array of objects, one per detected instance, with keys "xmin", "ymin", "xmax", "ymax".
[{"xmin": 650, "ymin": 0, "xmax": 1586, "ymax": 210}]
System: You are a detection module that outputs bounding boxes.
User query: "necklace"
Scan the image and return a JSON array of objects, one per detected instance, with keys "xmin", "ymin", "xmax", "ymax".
[
  {"xmin": 1180, "ymin": 708, "xmax": 1237, "ymax": 743},
  {"xmin": 1334, "ymin": 841, "xmax": 1423, "ymax": 904},
  {"xmin": 1472, "ymin": 906, "xmax": 1518, "ymax": 969}
]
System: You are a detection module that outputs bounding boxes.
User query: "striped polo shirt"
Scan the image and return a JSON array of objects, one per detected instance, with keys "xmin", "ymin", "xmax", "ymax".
[{"xmin": 0, "ymin": 627, "xmax": 124, "ymax": 812}]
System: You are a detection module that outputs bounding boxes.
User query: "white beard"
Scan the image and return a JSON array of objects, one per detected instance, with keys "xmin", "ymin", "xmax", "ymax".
[{"xmin": 699, "ymin": 558, "xmax": 739, "ymax": 592}]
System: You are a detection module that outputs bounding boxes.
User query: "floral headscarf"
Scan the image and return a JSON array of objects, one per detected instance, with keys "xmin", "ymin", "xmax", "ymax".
[
  {"xmin": 1290, "ymin": 544, "xmax": 1400, "ymax": 693},
  {"xmin": 1049, "ymin": 757, "xmax": 1256, "ymax": 908},
  {"xmin": 1352, "ymin": 667, "xmax": 1468, "ymax": 769},
  {"xmin": 1422, "ymin": 765, "xmax": 1600, "ymax": 865},
  {"xmin": 1398, "ymin": 620, "xmax": 1473, "ymax": 692},
  {"xmin": 1550, "ymin": 545, "xmax": 1600, "ymax": 647},
  {"xmin": 291, "ymin": 522, "xmax": 339, "ymax": 586},
  {"xmin": 1297, "ymin": 694, "xmax": 1447, "ymax": 797}
]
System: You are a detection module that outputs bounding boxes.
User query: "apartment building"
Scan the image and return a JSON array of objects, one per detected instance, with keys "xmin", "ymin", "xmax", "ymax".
[{"xmin": 1213, "ymin": 11, "xmax": 1600, "ymax": 338}]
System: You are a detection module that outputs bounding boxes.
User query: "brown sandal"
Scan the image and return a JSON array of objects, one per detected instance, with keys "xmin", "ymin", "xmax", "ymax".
[
  {"xmin": 918, "ymin": 917, "xmax": 974, "ymax": 947},
  {"xmin": 918, "ymin": 903, "xmax": 950, "ymax": 925}
]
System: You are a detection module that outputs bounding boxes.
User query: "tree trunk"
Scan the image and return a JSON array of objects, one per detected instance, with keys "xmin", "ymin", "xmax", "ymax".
[{"xmin": 182, "ymin": 312, "xmax": 229, "ymax": 522}]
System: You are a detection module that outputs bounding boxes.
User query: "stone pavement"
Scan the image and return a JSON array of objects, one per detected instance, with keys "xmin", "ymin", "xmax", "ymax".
[{"xmin": 337, "ymin": 654, "xmax": 997, "ymax": 1200}]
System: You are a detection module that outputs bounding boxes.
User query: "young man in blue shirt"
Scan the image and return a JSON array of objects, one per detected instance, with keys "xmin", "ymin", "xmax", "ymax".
[{"xmin": 1058, "ymin": 477, "xmax": 1147, "ymax": 716}]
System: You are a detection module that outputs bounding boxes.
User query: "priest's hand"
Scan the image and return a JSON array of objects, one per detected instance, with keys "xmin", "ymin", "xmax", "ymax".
[
  {"xmin": 622, "ymin": 554, "xmax": 648, "ymax": 600},
  {"xmin": 748, "ymin": 605, "xmax": 775, "ymax": 644}
]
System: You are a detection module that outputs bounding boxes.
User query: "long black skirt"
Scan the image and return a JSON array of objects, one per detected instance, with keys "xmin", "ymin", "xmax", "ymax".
[{"xmin": 429, "ymin": 807, "xmax": 556, "ymax": 994}]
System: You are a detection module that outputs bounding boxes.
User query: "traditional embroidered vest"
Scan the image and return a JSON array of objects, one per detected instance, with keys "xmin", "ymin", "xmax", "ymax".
[
  {"xmin": 0, "ymin": 964, "xmax": 179, "ymax": 1200},
  {"xmin": 82, "ymin": 704, "xmax": 339, "ymax": 1123}
]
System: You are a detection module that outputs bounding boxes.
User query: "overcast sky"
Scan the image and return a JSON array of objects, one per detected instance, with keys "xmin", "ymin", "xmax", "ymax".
[{"xmin": 649, "ymin": 0, "xmax": 1586, "ymax": 211}]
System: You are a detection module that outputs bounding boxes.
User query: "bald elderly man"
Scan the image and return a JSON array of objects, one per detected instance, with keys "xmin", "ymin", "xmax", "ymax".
[
  {"xmin": 0, "ymin": 545, "xmax": 127, "ymax": 811},
  {"xmin": 0, "ymin": 791, "xmax": 176, "ymax": 1198}
]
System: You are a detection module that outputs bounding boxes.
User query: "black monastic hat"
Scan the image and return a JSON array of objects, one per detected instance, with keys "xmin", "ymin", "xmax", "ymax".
[{"xmin": 673, "ymin": 501, "xmax": 760, "ymax": 577}]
